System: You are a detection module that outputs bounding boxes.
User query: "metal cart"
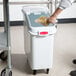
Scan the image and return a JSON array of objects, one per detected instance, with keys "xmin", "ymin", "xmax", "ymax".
[
  {"xmin": 0, "ymin": 0, "xmax": 12, "ymax": 76},
  {"xmin": 22, "ymin": 6, "xmax": 57, "ymax": 75}
]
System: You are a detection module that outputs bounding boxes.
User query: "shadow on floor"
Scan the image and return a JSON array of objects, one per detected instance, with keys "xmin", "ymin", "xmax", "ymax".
[
  {"xmin": 61, "ymin": 51, "xmax": 76, "ymax": 68},
  {"xmin": 12, "ymin": 54, "xmax": 32, "ymax": 74},
  {"xmin": 12, "ymin": 54, "xmax": 50, "ymax": 75}
]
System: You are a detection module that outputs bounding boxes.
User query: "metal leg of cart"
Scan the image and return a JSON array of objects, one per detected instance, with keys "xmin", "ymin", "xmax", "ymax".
[{"xmin": 0, "ymin": 0, "xmax": 12, "ymax": 76}]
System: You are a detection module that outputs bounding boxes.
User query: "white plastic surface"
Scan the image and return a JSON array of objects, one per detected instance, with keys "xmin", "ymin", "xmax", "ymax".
[
  {"xmin": 22, "ymin": 5, "xmax": 50, "ymax": 15},
  {"xmin": 28, "ymin": 26, "xmax": 57, "ymax": 36},
  {"xmin": 30, "ymin": 35, "xmax": 54, "ymax": 69},
  {"xmin": 24, "ymin": 25, "xmax": 54, "ymax": 70}
]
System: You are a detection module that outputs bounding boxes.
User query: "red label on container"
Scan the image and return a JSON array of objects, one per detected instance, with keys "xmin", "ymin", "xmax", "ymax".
[{"xmin": 39, "ymin": 32, "xmax": 48, "ymax": 35}]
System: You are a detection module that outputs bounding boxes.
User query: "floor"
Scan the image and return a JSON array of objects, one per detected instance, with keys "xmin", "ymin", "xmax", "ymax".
[{"xmin": 0, "ymin": 23, "xmax": 76, "ymax": 76}]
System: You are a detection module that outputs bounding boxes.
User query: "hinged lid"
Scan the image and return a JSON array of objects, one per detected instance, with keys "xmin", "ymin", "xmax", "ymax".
[{"xmin": 22, "ymin": 6, "xmax": 57, "ymax": 35}]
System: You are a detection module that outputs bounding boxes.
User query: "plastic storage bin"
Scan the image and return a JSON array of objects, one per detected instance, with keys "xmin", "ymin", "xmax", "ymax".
[{"xmin": 22, "ymin": 6, "xmax": 57, "ymax": 75}]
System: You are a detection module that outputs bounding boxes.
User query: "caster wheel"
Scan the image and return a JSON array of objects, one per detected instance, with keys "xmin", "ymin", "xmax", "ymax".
[
  {"xmin": 33, "ymin": 70, "xmax": 37, "ymax": 75},
  {"xmin": 1, "ymin": 69, "xmax": 6, "ymax": 76},
  {"xmin": 55, "ymin": 25, "xmax": 57, "ymax": 28},
  {"xmin": 9, "ymin": 71, "xmax": 12, "ymax": 76},
  {"xmin": 70, "ymin": 70, "xmax": 76, "ymax": 76},
  {"xmin": 73, "ymin": 59, "xmax": 76, "ymax": 64},
  {"xmin": 46, "ymin": 69, "xmax": 49, "ymax": 74},
  {"xmin": 1, "ymin": 68, "xmax": 12, "ymax": 76},
  {"xmin": 0, "ymin": 51, "xmax": 7, "ymax": 61}
]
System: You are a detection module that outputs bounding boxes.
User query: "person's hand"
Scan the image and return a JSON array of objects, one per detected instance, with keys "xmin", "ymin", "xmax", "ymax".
[
  {"xmin": 35, "ymin": 15, "xmax": 57, "ymax": 26},
  {"xmin": 47, "ymin": 15, "xmax": 57, "ymax": 24}
]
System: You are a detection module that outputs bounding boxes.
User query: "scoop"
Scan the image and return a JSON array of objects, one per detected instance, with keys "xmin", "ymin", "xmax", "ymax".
[{"xmin": 35, "ymin": 16, "xmax": 49, "ymax": 26}]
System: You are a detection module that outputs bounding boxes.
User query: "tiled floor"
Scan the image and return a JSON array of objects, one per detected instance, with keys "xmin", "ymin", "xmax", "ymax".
[{"xmin": 0, "ymin": 23, "xmax": 76, "ymax": 76}]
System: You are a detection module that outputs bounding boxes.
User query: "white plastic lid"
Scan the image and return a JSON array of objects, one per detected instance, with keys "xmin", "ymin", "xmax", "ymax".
[
  {"xmin": 22, "ymin": 6, "xmax": 57, "ymax": 36},
  {"xmin": 22, "ymin": 5, "xmax": 50, "ymax": 15}
]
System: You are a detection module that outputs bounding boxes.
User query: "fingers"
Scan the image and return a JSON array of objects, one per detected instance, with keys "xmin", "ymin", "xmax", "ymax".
[{"xmin": 47, "ymin": 16, "xmax": 57, "ymax": 24}]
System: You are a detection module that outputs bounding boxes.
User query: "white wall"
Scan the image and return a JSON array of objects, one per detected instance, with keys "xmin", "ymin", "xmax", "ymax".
[
  {"xmin": 58, "ymin": 3, "xmax": 76, "ymax": 19},
  {"xmin": 0, "ymin": 0, "xmax": 76, "ymax": 21}
]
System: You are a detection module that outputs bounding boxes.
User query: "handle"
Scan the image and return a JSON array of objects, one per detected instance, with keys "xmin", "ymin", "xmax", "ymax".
[
  {"xmin": 28, "ymin": 31, "xmax": 50, "ymax": 36},
  {"xmin": 28, "ymin": 31, "xmax": 37, "ymax": 36}
]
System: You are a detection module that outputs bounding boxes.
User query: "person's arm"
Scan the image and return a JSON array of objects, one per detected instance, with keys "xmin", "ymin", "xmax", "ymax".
[
  {"xmin": 47, "ymin": 0, "xmax": 74, "ymax": 23},
  {"xmin": 47, "ymin": 8, "xmax": 63, "ymax": 23}
]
